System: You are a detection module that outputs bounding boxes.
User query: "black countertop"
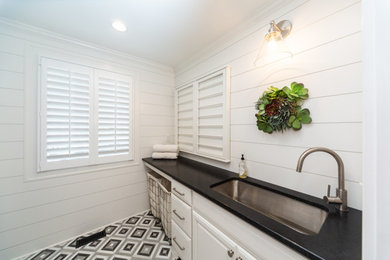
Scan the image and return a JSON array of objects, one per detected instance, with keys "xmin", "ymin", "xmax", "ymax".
[{"xmin": 143, "ymin": 157, "xmax": 361, "ymax": 260}]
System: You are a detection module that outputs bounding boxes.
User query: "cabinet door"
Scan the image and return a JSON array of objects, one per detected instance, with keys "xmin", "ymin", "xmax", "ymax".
[
  {"xmin": 193, "ymin": 212, "xmax": 237, "ymax": 260},
  {"xmin": 236, "ymin": 245, "xmax": 259, "ymax": 260}
]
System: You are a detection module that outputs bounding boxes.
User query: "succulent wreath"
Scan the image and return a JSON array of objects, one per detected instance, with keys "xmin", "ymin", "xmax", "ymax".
[{"xmin": 255, "ymin": 82, "xmax": 312, "ymax": 134}]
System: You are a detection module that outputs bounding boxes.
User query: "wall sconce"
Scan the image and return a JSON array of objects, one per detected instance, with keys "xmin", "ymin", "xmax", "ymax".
[{"xmin": 254, "ymin": 20, "xmax": 293, "ymax": 66}]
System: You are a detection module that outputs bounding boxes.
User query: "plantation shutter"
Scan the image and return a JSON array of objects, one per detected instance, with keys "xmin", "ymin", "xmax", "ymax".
[
  {"xmin": 96, "ymin": 70, "xmax": 133, "ymax": 162},
  {"xmin": 197, "ymin": 70, "xmax": 227, "ymax": 159},
  {"xmin": 40, "ymin": 58, "xmax": 93, "ymax": 171},
  {"xmin": 177, "ymin": 84, "xmax": 195, "ymax": 152},
  {"xmin": 176, "ymin": 67, "xmax": 230, "ymax": 162}
]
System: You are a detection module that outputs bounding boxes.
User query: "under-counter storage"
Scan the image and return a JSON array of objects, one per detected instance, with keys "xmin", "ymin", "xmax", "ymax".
[
  {"xmin": 146, "ymin": 171, "xmax": 172, "ymax": 238},
  {"xmin": 172, "ymin": 179, "xmax": 192, "ymax": 205},
  {"xmin": 172, "ymin": 220, "xmax": 192, "ymax": 260},
  {"xmin": 172, "ymin": 194, "xmax": 192, "ymax": 236}
]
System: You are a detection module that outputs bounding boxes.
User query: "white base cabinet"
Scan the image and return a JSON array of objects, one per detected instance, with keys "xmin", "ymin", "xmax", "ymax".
[
  {"xmin": 144, "ymin": 164, "xmax": 306, "ymax": 260},
  {"xmin": 193, "ymin": 211, "xmax": 257, "ymax": 260}
]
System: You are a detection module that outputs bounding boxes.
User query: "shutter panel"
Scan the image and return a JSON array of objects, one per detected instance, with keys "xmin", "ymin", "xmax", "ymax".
[
  {"xmin": 197, "ymin": 72, "xmax": 225, "ymax": 158},
  {"xmin": 40, "ymin": 58, "xmax": 93, "ymax": 170},
  {"xmin": 177, "ymin": 84, "xmax": 194, "ymax": 152},
  {"xmin": 96, "ymin": 70, "xmax": 133, "ymax": 160}
]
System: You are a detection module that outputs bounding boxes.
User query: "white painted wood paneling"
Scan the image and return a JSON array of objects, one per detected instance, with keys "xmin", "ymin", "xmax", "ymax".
[
  {"xmin": 0, "ymin": 19, "xmax": 174, "ymax": 259},
  {"xmin": 0, "ymin": 71, "xmax": 24, "ymax": 90},
  {"xmin": 176, "ymin": 0, "xmax": 362, "ymax": 211}
]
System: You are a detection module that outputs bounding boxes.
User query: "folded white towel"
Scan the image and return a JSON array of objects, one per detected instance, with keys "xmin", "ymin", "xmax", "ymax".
[
  {"xmin": 153, "ymin": 144, "xmax": 178, "ymax": 153},
  {"xmin": 152, "ymin": 152, "xmax": 178, "ymax": 159}
]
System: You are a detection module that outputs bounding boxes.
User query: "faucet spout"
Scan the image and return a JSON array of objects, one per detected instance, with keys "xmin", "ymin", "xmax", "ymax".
[{"xmin": 296, "ymin": 147, "xmax": 348, "ymax": 212}]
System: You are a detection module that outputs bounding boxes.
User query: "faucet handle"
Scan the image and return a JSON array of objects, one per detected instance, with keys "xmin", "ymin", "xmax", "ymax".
[{"xmin": 327, "ymin": 184, "xmax": 331, "ymax": 197}]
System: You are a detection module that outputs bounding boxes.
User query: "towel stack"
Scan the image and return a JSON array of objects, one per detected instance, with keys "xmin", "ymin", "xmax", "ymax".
[{"xmin": 152, "ymin": 144, "xmax": 179, "ymax": 159}]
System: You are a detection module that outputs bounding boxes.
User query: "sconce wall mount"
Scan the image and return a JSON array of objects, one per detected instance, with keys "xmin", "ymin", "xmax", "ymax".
[{"xmin": 265, "ymin": 20, "xmax": 292, "ymax": 42}]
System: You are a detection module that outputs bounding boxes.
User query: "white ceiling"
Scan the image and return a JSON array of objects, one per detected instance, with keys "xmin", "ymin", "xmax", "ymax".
[{"xmin": 0, "ymin": 0, "xmax": 275, "ymax": 67}]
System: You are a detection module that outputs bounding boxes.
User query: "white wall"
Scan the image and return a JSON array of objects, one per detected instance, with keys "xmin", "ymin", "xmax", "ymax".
[
  {"xmin": 176, "ymin": 0, "xmax": 362, "ymax": 210},
  {"xmin": 0, "ymin": 20, "xmax": 174, "ymax": 259},
  {"xmin": 362, "ymin": 0, "xmax": 390, "ymax": 259}
]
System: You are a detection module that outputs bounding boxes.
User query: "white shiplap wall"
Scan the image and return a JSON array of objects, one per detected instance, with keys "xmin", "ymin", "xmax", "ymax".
[
  {"xmin": 0, "ymin": 21, "xmax": 174, "ymax": 259},
  {"xmin": 176, "ymin": 0, "xmax": 362, "ymax": 210}
]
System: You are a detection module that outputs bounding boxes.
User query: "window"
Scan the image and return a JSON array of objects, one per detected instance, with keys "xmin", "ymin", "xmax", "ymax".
[
  {"xmin": 176, "ymin": 67, "xmax": 230, "ymax": 162},
  {"xmin": 39, "ymin": 57, "xmax": 134, "ymax": 172}
]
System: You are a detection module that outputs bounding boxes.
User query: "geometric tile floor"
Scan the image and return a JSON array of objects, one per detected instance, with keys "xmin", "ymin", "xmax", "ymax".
[{"xmin": 23, "ymin": 210, "xmax": 171, "ymax": 260}]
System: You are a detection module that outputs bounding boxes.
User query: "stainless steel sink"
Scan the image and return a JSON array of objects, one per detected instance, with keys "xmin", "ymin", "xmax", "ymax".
[{"xmin": 211, "ymin": 179, "xmax": 328, "ymax": 235}]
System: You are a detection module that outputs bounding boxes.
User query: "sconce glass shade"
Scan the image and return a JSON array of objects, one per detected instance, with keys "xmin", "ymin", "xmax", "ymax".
[{"xmin": 254, "ymin": 20, "xmax": 293, "ymax": 67}]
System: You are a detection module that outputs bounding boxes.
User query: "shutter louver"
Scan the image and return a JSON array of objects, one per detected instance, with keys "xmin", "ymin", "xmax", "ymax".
[
  {"xmin": 177, "ymin": 84, "xmax": 194, "ymax": 152},
  {"xmin": 97, "ymin": 73, "xmax": 133, "ymax": 158},
  {"xmin": 43, "ymin": 59, "xmax": 91, "ymax": 164}
]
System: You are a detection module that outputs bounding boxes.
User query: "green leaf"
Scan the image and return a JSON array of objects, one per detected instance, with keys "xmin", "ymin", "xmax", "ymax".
[
  {"xmin": 301, "ymin": 115, "xmax": 312, "ymax": 124},
  {"xmin": 265, "ymin": 125, "xmax": 273, "ymax": 133},
  {"xmin": 288, "ymin": 115, "xmax": 296, "ymax": 124},
  {"xmin": 292, "ymin": 120, "xmax": 302, "ymax": 130},
  {"xmin": 298, "ymin": 108, "xmax": 310, "ymax": 117}
]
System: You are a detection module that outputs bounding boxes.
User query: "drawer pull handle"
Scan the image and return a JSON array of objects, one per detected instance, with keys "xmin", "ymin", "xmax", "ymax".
[
  {"xmin": 173, "ymin": 209, "xmax": 185, "ymax": 220},
  {"xmin": 173, "ymin": 187, "xmax": 185, "ymax": 196},
  {"xmin": 173, "ymin": 237, "xmax": 185, "ymax": 251},
  {"xmin": 227, "ymin": 249, "xmax": 234, "ymax": 257}
]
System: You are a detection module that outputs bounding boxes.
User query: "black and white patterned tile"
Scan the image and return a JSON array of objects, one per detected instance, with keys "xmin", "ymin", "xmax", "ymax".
[{"xmin": 24, "ymin": 210, "xmax": 171, "ymax": 260}]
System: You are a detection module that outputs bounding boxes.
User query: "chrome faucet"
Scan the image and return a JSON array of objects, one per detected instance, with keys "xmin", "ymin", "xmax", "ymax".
[{"xmin": 296, "ymin": 147, "xmax": 348, "ymax": 212}]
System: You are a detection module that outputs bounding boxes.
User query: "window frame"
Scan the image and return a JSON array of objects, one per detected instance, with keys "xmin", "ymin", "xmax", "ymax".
[{"xmin": 38, "ymin": 57, "xmax": 135, "ymax": 173}]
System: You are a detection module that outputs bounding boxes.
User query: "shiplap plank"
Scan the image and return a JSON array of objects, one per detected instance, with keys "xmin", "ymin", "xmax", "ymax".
[
  {"xmin": 0, "ymin": 180, "xmax": 146, "ymax": 233},
  {"xmin": 140, "ymin": 126, "xmax": 174, "ymax": 137},
  {"xmin": 0, "ymin": 125, "xmax": 23, "ymax": 142},
  {"xmin": 0, "ymin": 71, "xmax": 23, "ymax": 90},
  {"xmin": 231, "ymin": 32, "xmax": 362, "ymax": 93},
  {"xmin": 140, "ymin": 114, "xmax": 174, "ymax": 127},
  {"xmin": 0, "ymin": 89, "xmax": 23, "ymax": 107},
  {"xmin": 231, "ymin": 123, "xmax": 362, "ymax": 153},
  {"xmin": 176, "ymin": 0, "xmax": 360, "ymax": 84},
  {"xmin": 140, "ymin": 92, "xmax": 174, "ymax": 107},
  {"xmin": 231, "ymin": 141, "xmax": 362, "ymax": 182},
  {"xmin": 0, "ymin": 165, "xmax": 145, "ymax": 198},
  {"xmin": 139, "ymin": 103, "xmax": 174, "ymax": 116},
  {"xmin": 140, "ymin": 81, "xmax": 174, "ymax": 96},
  {"xmin": 231, "ymin": 2, "xmax": 362, "ymax": 75},
  {"xmin": 0, "ymin": 192, "xmax": 148, "ymax": 259},
  {"xmin": 0, "ymin": 159, "xmax": 23, "ymax": 178},
  {"xmin": 0, "ymin": 52, "xmax": 23, "ymax": 73},
  {"xmin": 231, "ymin": 93, "xmax": 362, "ymax": 125},
  {"xmin": 140, "ymin": 70, "xmax": 175, "ymax": 86},
  {"xmin": 0, "ymin": 142, "xmax": 23, "ymax": 161},
  {"xmin": 0, "ymin": 107, "xmax": 23, "ymax": 124},
  {"xmin": 0, "ymin": 34, "xmax": 24, "ymax": 55},
  {"xmin": 231, "ymin": 62, "xmax": 362, "ymax": 108},
  {"xmin": 0, "ymin": 191, "xmax": 148, "ymax": 251},
  {"xmin": 0, "ymin": 171, "xmax": 146, "ymax": 214}
]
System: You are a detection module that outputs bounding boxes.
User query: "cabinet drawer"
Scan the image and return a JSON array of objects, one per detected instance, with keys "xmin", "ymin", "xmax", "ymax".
[
  {"xmin": 172, "ymin": 220, "xmax": 192, "ymax": 260},
  {"xmin": 172, "ymin": 194, "xmax": 192, "ymax": 236},
  {"xmin": 172, "ymin": 180, "xmax": 192, "ymax": 205}
]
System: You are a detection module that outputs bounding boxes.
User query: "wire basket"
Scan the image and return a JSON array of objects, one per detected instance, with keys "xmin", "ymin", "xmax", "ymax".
[{"xmin": 146, "ymin": 172, "xmax": 172, "ymax": 238}]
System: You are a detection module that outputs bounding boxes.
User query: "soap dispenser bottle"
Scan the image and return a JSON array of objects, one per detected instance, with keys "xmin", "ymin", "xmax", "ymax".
[{"xmin": 238, "ymin": 154, "xmax": 248, "ymax": 179}]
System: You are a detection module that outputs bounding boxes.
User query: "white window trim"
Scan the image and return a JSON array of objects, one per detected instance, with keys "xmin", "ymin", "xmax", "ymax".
[
  {"xmin": 175, "ymin": 66, "xmax": 231, "ymax": 163},
  {"xmin": 35, "ymin": 54, "xmax": 137, "ymax": 175}
]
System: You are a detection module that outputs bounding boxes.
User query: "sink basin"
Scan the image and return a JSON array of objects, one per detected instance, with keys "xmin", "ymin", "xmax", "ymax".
[{"xmin": 211, "ymin": 179, "xmax": 328, "ymax": 235}]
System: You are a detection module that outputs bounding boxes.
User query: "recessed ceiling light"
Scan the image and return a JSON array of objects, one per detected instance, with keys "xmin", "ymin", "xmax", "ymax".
[{"xmin": 112, "ymin": 20, "xmax": 127, "ymax": 32}]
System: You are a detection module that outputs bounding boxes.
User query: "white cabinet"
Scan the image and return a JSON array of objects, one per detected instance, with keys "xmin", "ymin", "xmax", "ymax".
[
  {"xmin": 193, "ymin": 211, "xmax": 236, "ymax": 260},
  {"xmin": 193, "ymin": 212, "xmax": 257, "ymax": 260},
  {"xmin": 171, "ymin": 179, "xmax": 193, "ymax": 260}
]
